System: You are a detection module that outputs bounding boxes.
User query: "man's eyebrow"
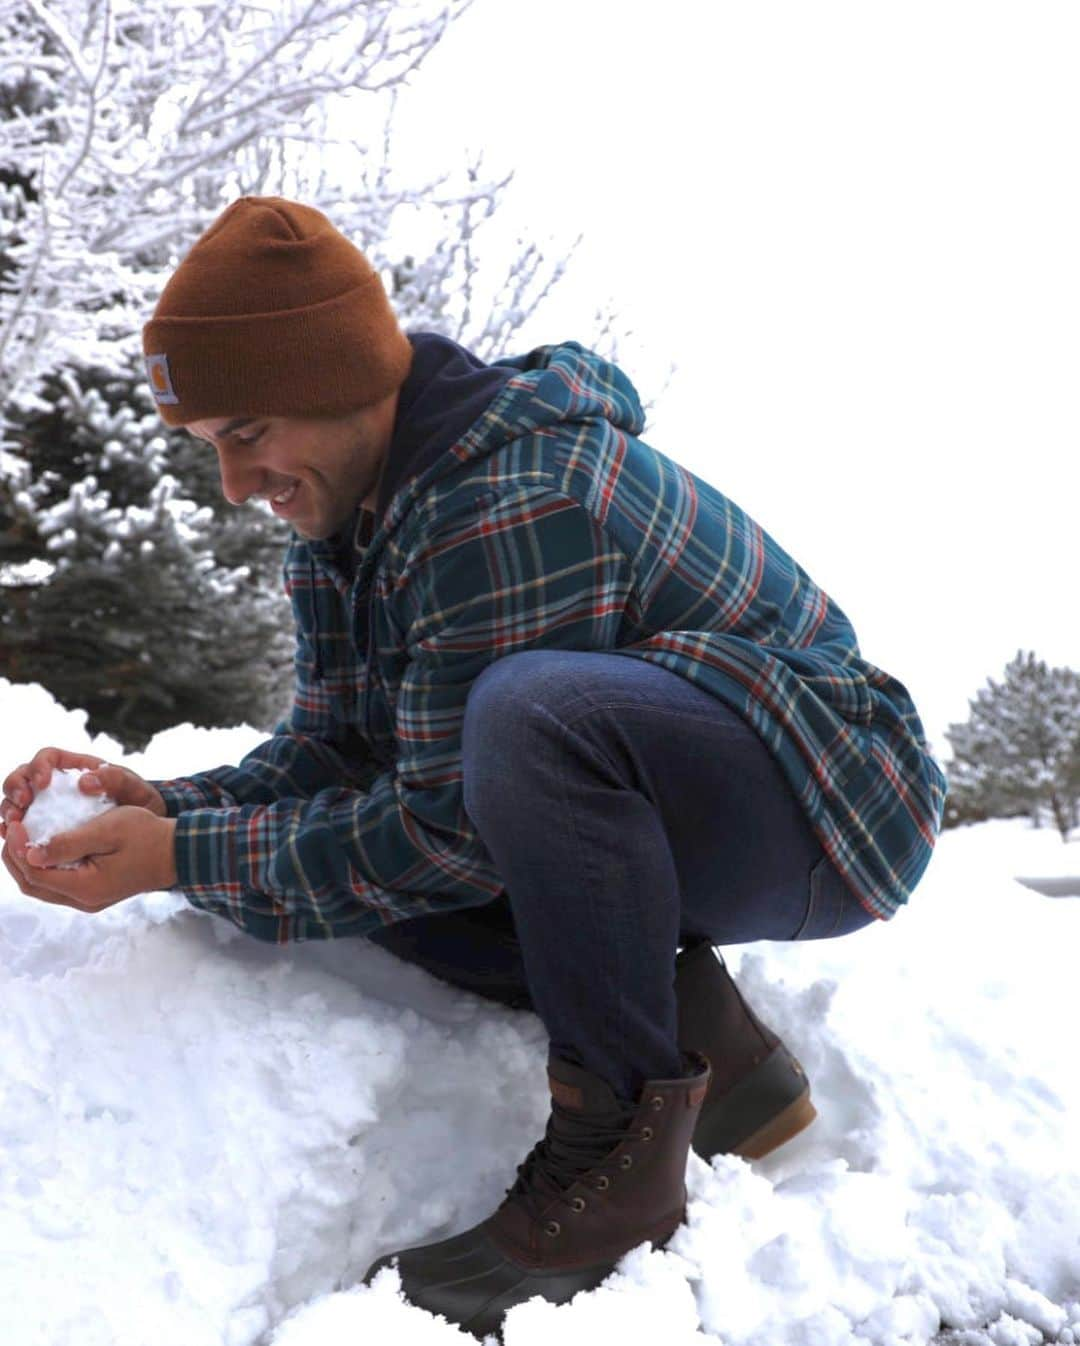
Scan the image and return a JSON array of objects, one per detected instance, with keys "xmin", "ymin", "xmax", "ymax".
[{"xmin": 193, "ymin": 417, "xmax": 257, "ymax": 443}]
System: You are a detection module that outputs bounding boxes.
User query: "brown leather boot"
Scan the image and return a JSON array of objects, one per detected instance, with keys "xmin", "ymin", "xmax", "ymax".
[
  {"xmin": 675, "ymin": 940, "xmax": 816, "ymax": 1160},
  {"xmin": 363, "ymin": 1049, "xmax": 710, "ymax": 1340}
]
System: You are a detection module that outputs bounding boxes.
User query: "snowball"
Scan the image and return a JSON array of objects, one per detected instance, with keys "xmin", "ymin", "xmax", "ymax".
[{"xmin": 22, "ymin": 768, "xmax": 116, "ymax": 867}]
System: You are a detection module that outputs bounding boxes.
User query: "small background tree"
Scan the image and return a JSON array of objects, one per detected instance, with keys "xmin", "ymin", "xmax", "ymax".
[
  {"xmin": 2, "ymin": 354, "xmax": 295, "ymax": 744},
  {"xmin": 941, "ymin": 650, "xmax": 1080, "ymax": 841}
]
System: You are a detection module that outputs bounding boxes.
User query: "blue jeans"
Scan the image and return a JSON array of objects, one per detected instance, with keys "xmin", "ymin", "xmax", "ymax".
[{"xmin": 367, "ymin": 650, "xmax": 875, "ymax": 1101}]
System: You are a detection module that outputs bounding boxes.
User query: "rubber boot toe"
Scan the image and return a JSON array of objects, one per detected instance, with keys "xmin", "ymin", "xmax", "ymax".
[{"xmin": 365, "ymin": 1220, "xmax": 618, "ymax": 1338}]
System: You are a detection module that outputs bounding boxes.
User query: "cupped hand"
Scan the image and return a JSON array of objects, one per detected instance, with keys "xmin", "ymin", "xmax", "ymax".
[
  {"xmin": 1, "ymin": 806, "xmax": 178, "ymax": 912},
  {"xmin": 0, "ymin": 746, "xmax": 166, "ymax": 841}
]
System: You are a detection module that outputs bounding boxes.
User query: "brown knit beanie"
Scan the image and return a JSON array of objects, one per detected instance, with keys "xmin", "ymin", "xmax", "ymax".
[{"xmin": 141, "ymin": 196, "xmax": 413, "ymax": 427}]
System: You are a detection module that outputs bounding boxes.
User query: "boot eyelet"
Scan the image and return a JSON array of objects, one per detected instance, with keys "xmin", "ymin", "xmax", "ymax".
[
  {"xmin": 593, "ymin": 1175, "xmax": 611, "ymax": 1191},
  {"xmin": 650, "ymin": 1096, "xmax": 664, "ymax": 1111},
  {"xmin": 619, "ymin": 1154, "xmax": 634, "ymax": 1169},
  {"xmin": 570, "ymin": 1196, "xmax": 586, "ymax": 1213},
  {"xmin": 641, "ymin": 1126, "xmax": 654, "ymax": 1141},
  {"xmin": 545, "ymin": 1220, "xmax": 561, "ymax": 1237}
]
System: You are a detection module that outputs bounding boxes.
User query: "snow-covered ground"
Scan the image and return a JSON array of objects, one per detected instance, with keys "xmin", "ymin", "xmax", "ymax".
[{"xmin": 1, "ymin": 677, "xmax": 1077, "ymax": 1346}]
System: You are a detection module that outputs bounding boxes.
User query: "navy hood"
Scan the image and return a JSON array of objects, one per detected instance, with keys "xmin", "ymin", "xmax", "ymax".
[
  {"xmin": 379, "ymin": 330, "xmax": 515, "ymax": 517},
  {"xmin": 347, "ymin": 330, "xmax": 514, "ymax": 554}
]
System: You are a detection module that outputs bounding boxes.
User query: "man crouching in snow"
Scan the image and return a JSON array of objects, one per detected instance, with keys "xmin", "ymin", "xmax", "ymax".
[{"xmin": 0, "ymin": 196, "xmax": 948, "ymax": 1338}]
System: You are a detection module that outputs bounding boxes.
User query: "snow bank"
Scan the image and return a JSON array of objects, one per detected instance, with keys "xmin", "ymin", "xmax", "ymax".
[{"xmin": 1, "ymin": 678, "xmax": 1077, "ymax": 1346}]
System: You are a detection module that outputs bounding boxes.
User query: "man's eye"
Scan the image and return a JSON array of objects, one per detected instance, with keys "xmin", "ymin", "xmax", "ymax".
[{"xmin": 234, "ymin": 431, "xmax": 263, "ymax": 446}]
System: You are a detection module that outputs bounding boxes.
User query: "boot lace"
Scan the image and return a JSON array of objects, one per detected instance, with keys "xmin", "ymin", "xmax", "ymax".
[{"xmin": 503, "ymin": 1098, "xmax": 652, "ymax": 1230}]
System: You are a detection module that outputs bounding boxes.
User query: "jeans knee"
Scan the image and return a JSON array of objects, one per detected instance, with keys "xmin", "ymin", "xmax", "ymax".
[
  {"xmin": 464, "ymin": 651, "xmax": 567, "ymax": 739},
  {"xmin": 462, "ymin": 651, "xmax": 567, "ymax": 820},
  {"xmin": 463, "ymin": 656, "xmax": 518, "ymax": 754}
]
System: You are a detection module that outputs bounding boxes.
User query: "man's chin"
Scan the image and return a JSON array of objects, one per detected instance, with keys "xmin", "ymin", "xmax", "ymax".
[
  {"xmin": 278, "ymin": 510, "xmax": 316, "ymax": 539},
  {"xmin": 293, "ymin": 511, "xmax": 352, "ymax": 542}
]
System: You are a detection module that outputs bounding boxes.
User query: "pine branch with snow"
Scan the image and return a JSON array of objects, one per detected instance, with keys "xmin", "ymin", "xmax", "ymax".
[{"xmin": 0, "ymin": 348, "xmax": 294, "ymax": 749}]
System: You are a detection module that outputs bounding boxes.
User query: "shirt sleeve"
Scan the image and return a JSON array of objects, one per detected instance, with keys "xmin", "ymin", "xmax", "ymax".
[
  {"xmin": 150, "ymin": 559, "xmax": 382, "ymax": 818},
  {"xmin": 151, "ymin": 730, "xmax": 375, "ymax": 816},
  {"xmin": 148, "ymin": 721, "xmax": 379, "ymax": 812},
  {"xmin": 169, "ymin": 485, "xmax": 638, "ymax": 943}
]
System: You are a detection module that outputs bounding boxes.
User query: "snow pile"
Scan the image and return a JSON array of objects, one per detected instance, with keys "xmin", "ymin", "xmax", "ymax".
[{"xmin": 1, "ymin": 676, "xmax": 1078, "ymax": 1346}]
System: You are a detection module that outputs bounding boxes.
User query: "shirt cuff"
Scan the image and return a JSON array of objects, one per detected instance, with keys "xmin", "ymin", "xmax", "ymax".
[
  {"xmin": 151, "ymin": 779, "xmax": 230, "ymax": 818},
  {"xmin": 170, "ymin": 804, "xmax": 296, "ymax": 944}
]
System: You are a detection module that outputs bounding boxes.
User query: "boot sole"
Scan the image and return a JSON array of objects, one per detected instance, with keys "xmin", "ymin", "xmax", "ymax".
[
  {"xmin": 730, "ymin": 1089, "xmax": 817, "ymax": 1160},
  {"xmin": 692, "ymin": 1045, "xmax": 817, "ymax": 1161}
]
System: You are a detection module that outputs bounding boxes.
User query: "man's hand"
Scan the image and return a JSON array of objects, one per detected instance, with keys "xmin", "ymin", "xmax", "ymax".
[
  {"xmin": 1, "ymin": 806, "xmax": 178, "ymax": 913},
  {"xmin": 1, "ymin": 747, "xmax": 167, "ymax": 840}
]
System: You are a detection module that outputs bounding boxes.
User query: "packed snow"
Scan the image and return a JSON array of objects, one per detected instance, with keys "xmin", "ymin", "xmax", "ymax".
[
  {"xmin": 21, "ymin": 766, "xmax": 116, "ymax": 862},
  {"xmin": 1, "ymin": 676, "xmax": 1077, "ymax": 1346}
]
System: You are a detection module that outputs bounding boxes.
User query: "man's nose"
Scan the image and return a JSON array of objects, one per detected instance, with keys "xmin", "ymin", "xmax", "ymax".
[{"xmin": 217, "ymin": 451, "xmax": 262, "ymax": 506}]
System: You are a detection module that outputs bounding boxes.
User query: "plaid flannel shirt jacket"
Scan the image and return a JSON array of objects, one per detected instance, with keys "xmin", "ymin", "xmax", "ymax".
[{"xmin": 153, "ymin": 340, "xmax": 948, "ymax": 943}]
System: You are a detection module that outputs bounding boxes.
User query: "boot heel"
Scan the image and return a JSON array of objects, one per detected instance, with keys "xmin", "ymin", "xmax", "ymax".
[{"xmin": 731, "ymin": 1090, "xmax": 817, "ymax": 1160}]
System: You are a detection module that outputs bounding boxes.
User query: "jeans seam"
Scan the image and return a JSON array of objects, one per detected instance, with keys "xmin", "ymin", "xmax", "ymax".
[
  {"xmin": 793, "ymin": 861, "xmax": 819, "ymax": 940},
  {"xmin": 554, "ymin": 704, "xmax": 637, "ymax": 1085},
  {"xmin": 825, "ymin": 866, "xmax": 846, "ymax": 936},
  {"xmin": 797, "ymin": 854, "xmax": 847, "ymax": 940}
]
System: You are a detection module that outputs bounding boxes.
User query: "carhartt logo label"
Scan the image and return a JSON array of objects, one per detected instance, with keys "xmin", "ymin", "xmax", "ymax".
[{"xmin": 145, "ymin": 353, "xmax": 179, "ymax": 404}]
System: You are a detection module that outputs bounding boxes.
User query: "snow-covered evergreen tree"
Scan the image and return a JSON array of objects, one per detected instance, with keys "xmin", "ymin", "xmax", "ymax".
[
  {"xmin": 1, "ymin": 351, "xmax": 294, "ymax": 748},
  {"xmin": 942, "ymin": 650, "xmax": 1080, "ymax": 841}
]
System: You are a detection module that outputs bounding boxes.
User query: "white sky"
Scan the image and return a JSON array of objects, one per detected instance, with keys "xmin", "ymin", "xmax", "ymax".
[{"xmin": 383, "ymin": 0, "xmax": 1079, "ymax": 764}]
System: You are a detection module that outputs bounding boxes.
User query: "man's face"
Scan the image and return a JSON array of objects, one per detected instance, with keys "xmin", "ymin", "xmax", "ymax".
[{"xmin": 187, "ymin": 391, "xmax": 399, "ymax": 540}]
